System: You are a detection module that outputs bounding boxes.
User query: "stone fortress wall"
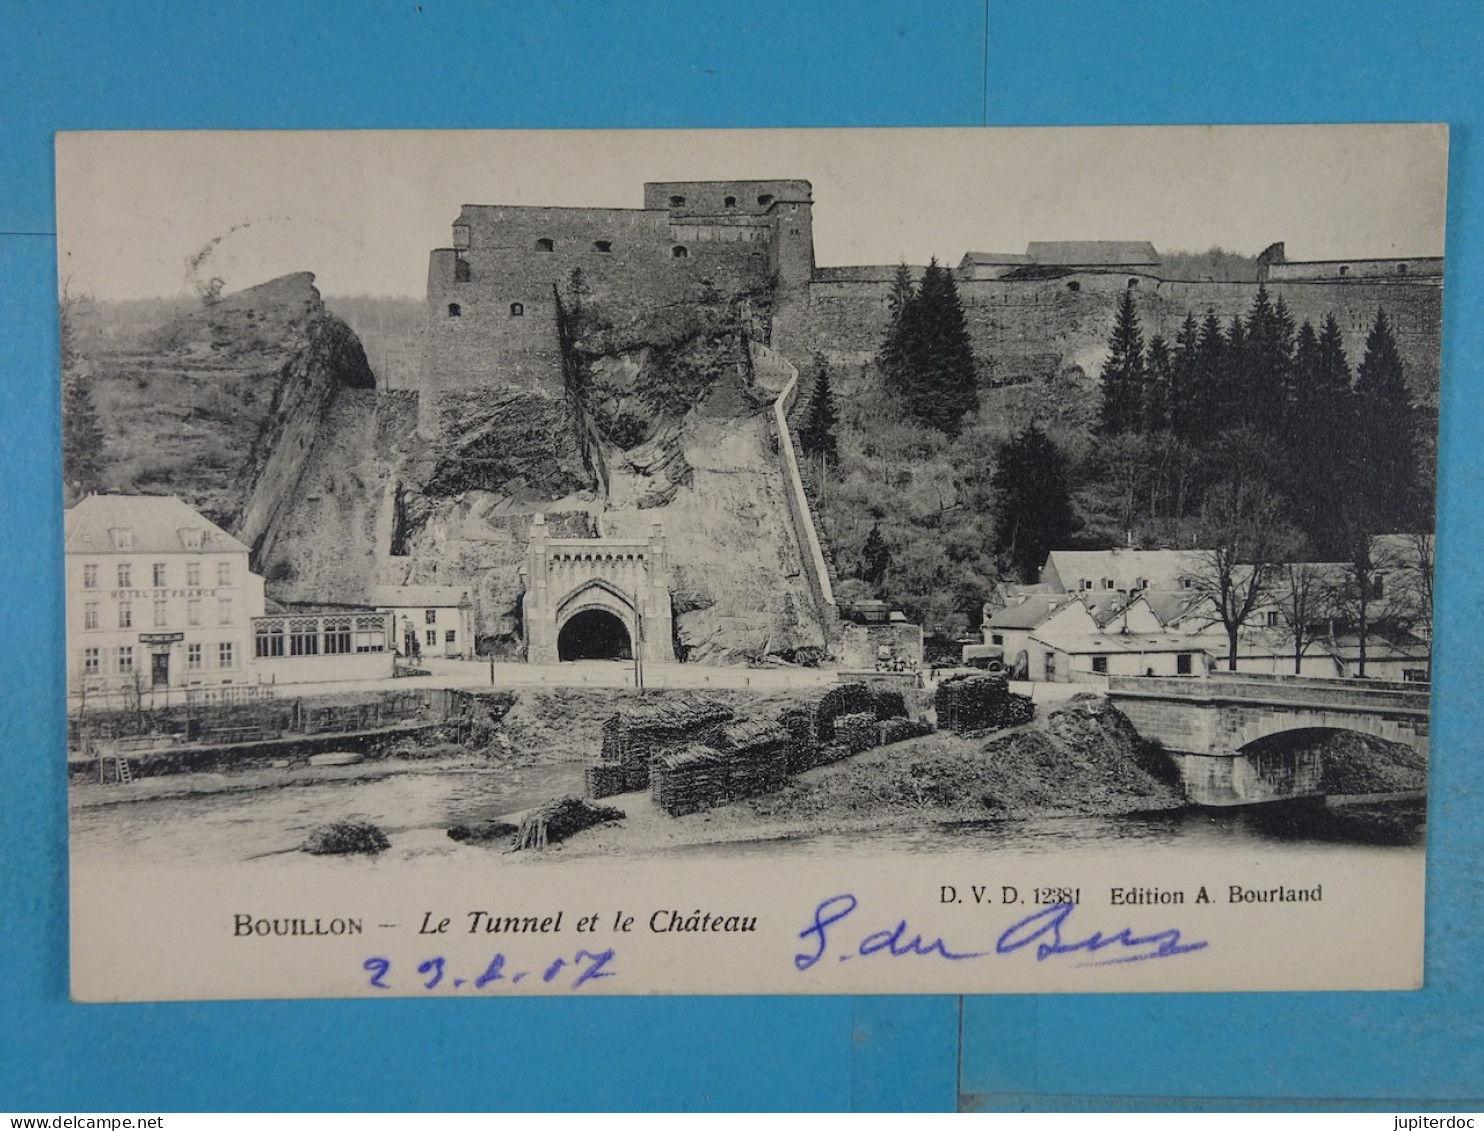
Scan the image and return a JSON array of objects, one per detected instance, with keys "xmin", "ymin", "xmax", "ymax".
[
  {"xmin": 783, "ymin": 267, "xmax": 1443, "ymax": 401},
  {"xmin": 421, "ymin": 180, "xmax": 817, "ymax": 433}
]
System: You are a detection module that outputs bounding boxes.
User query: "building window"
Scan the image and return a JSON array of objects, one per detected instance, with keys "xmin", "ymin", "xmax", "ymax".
[
  {"xmin": 1092, "ymin": 656, "xmax": 1109, "ymax": 674},
  {"xmin": 445, "ymin": 630, "xmax": 457, "ymax": 644},
  {"xmin": 1398, "ymin": 263, "xmax": 1409, "ymax": 275},
  {"xmin": 991, "ymin": 633, "xmax": 1004, "ymax": 646},
  {"xmin": 447, "ymin": 303, "xmax": 461, "ymax": 318},
  {"xmin": 1338, "ymin": 265, "xmax": 1349, "ymax": 276},
  {"xmin": 1127, "ymin": 278, "xmax": 1140, "ymax": 288},
  {"xmin": 1177, "ymin": 653, "xmax": 1193, "ymax": 675},
  {"xmin": 109, "ymin": 527, "xmax": 134, "ymax": 551},
  {"xmin": 84, "ymin": 602, "xmax": 99, "ymax": 630},
  {"xmin": 668, "ymin": 195, "xmax": 685, "ymax": 207},
  {"xmin": 187, "ymin": 561, "xmax": 201, "ymax": 587},
  {"xmin": 179, "ymin": 527, "xmax": 203, "ymax": 550},
  {"xmin": 593, "ymin": 240, "xmax": 612, "ymax": 253},
  {"xmin": 425, "ymin": 609, "xmax": 437, "ymax": 624},
  {"xmin": 118, "ymin": 646, "xmax": 134, "ymax": 674},
  {"xmin": 535, "ymin": 238, "xmax": 554, "ymax": 252},
  {"xmin": 1265, "ymin": 611, "xmax": 1279, "ymax": 627},
  {"xmin": 289, "ymin": 617, "xmax": 319, "ymax": 656},
  {"xmin": 187, "ymin": 599, "xmax": 201, "ymax": 627},
  {"xmin": 117, "ymin": 563, "xmax": 132, "ymax": 589},
  {"xmin": 509, "ymin": 302, "xmax": 524, "ymax": 316},
  {"xmin": 454, "ymin": 257, "xmax": 471, "ymax": 282},
  {"xmin": 217, "ymin": 561, "xmax": 231, "ymax": 586},
  {"xmin": 354, "ymin": 614, "xmax": 388, "ymax": 653},
  {"xmin": 426, "ymin": 630, "xmax": 438, "ymax": 648},
  {"xmin": 672, "ymin": 245, "xmax": 688, "ymax": 259},
  {"xmin": 187, "ymin": 643, "xmax": 203, "ymax": 670},
  {"xmin": 219, "ymin": 642, "xmax": 234, "ymax": 670},
  {"xmin": 1180, "ymin": 578, "xmax": 1193, "ymax": 590},
  {"xmin": 757, "ymin": 194, "xmax": 773, "ymax": 206},
  {"xmin": 255, "ymin": 622, "xmax": 285, "ymax": 658},
  {"xmin": 118, "ymin": 601, "xmax": 132, "ymax": 629},
  {"xmin": 153, "ymin": 599, "xmax": 168, "ymax": 628},
  {"xmin": 324, "ymin": 617, "xmax": 353, "ymax": 655},
  {"xmin": 1103, "ymin": 578, "xmax": 1115, "ymax": 590},
  {"xmin": 723, "ymin": 196, "xmax": 736, "ymax": 208},
  {"xmin": 83, "ymin": 564, "xmax": 98, "ymax": 589},
  {"xmin": 83, "ymin": 648, "xmax": 100, "ymax": 675},
  {"xmin": 1066, "ymin": 280, "xmax": 1080, "ymax": 292},
  {"xmin": 153, "ymin": 563, "xmax": 167, "ymax": 587},
  {"xmin": 218, "ymin": 596, "xmax": 233, "ymax": 625}
]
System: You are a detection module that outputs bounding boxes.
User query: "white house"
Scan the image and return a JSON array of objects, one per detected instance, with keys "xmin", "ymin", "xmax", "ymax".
[
  {"xmin": 65, "ymin": 495, "xmax": 265, "ymax": 698},
  {"xmin": 374, "ymin": 585, "xmax": 475, "ymax": 659}
]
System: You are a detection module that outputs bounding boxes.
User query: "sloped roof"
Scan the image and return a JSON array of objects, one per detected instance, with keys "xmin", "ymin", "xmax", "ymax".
[
  {"xmin": 374, "ymin": 585, "xmax": 471, "ymax": 608},
  {"xmin": 986, "ymin": 593, "xmax": 1079, "ymax": 630},
  {"xmin": 960, "ymin": 251, "xmax": 1034, "ymax": 266},
  {"xmin": 64, "ymin": 495, "xmax": 248, "ymax": 556},
  {"xmin": 1030, "ymin": 629, "xmax": 1204, "ymax": 655},
  {"xmin": 1044, "ymin": 548, "xmax": 1204, "ymax": 590},
  {"xmin": 1026, "ymin": 240, "xmax": 1160, "ymax": 266},
  {"xmin": 1141, "ymin": 590, "xmax": 1207, "ymax": 626}
]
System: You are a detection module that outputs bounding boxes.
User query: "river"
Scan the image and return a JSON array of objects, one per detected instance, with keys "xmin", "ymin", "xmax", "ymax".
[{"xmin": 68, "ymin": 758, "xmax": 1424, "ymax": 868}]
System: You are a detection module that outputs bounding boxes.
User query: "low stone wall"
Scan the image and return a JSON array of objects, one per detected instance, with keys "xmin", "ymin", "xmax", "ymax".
[
  {"xmin": 750, "ymin": 339, "xmax": 837, "ymax": 638},
  {"xmin": 70, "ymin": 721, "xmax": 460, "ymax": 780}
]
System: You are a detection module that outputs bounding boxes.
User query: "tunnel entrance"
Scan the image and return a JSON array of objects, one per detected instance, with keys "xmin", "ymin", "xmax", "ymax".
[{"xmin": 557, "ymin": 609, "xmax": 633, "ymax": 661}]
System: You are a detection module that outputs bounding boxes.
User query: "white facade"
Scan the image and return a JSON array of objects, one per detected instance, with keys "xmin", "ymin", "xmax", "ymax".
[
  {"xmin": 65, "ymin": 495, "xmax": 265, "ymax": 698},
  {"xmin": 374, "ymin": 585, "xmax": 475, "ymax": 659}
]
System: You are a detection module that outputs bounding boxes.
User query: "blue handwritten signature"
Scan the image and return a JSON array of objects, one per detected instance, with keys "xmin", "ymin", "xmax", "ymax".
[
  {"xmin": 795, "ymin": 895, "xmax": 1207, "ymax": 970},
  {"xmin": 361, "ymin": 948, "xmax": 616, "ymax": 992}
]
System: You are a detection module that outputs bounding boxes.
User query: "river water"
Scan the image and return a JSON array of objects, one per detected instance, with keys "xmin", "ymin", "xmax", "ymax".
[{"xmin": 69, "ymin": 758, "xmax": 1424, "ymax": 868}]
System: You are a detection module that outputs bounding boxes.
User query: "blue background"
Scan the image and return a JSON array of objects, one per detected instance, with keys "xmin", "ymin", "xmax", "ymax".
[{"xmin": 1, "ymin": 1, "xmax": 1480, "ymax": 1112}]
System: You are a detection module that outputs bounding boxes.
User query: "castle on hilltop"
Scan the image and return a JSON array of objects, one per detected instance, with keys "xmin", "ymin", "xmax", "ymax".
[
  {"xmin": 419, "ymin": 178, "xmax": 1445, "ymax": 430},
  {"xmin": 419, "ymin": 179, "xmax": 817, "ymax": 433}
]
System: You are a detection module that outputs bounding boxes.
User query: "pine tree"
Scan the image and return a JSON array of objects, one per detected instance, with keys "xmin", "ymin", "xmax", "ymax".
[
  {"xmin": 860, "ymin": 522, "xmax": 891, "ymax": 588},
  {"xmin": 1188, "ymin": 310, "xmax": 1226, "ymax": 443},
  {"xmin": 1143, "ymin": 334, "xmax": 1173, "ymax": 434},
  {"xmin": 880, "ymin": 258, "xmax": 978, "ymax": 436},
  {"xmin": 1353, "ymin": 307, "xmax": 1419, "ymax": 534},
  {"xmin": 1097, "ymin": 288, "xmax": 1145, "ymax": 435},
  {"xmin": 1168, "ymin": 312, "xmax": 1200, "ymax": 441},
  {"xmin": 61, "ymin": 371, "xmax": 105, "ymax": 499},
  {"xmin": 59, "ymin": 292, "xmax": 105, "ymax": 501},
  {"xmin": 992, "ymin": 423, "xmax": 1076, "ymax": 583},
  {"xmin": 1240, "ymin": 285, "xmax": 1292, "ymax": 434},
  {"xmin": 799, "ymin": 355, "xmax": 838, "ymax": 462}
]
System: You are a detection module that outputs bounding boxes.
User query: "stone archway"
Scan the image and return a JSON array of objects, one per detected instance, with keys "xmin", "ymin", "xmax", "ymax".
[
  {"xmin": 521, "ymin": 513, "xmax": 676, "ymax": 665},
  {"xmin": 558, "ymin": 608, "xmax": 633, "ymax": 660}
]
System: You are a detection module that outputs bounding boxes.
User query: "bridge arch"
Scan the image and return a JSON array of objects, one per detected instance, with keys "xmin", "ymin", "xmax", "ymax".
[{"xmin": 1220, "ymin": 707, "xmax": 1425, "ymax": 753}]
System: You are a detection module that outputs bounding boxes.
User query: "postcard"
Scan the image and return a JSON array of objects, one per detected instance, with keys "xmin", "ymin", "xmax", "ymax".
[{"xmin": 58, "ymin": 126, "xmax": 1441, "ymax": 999}]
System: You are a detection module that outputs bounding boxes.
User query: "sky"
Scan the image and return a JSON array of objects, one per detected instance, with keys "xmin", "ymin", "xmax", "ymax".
[{"xmin": 55, "ymin": 125, "xmax": 1449, "ymax": 301}]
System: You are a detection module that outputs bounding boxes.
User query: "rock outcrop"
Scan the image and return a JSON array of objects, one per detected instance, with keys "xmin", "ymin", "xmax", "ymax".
[{"xmin": 90, "ymin": 272, "xmax": 375, "ymax": 568}]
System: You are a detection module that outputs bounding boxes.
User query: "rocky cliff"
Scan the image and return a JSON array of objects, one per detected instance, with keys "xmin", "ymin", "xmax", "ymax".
[{"xmin": 88, "ymin": 272, "xmax": 375, "ymax": 568}]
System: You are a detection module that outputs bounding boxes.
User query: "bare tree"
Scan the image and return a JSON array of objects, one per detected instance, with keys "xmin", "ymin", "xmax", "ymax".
[
  {"xmin": 1184, "ymin": 478, "xmax": 1296, "ymax": 671},
  {"xmin": 1274, "ymin": 561, "xmax": 1334, "ymax": 675}
]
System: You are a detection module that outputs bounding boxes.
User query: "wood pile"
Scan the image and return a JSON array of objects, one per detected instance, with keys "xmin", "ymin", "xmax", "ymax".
[
  {"xmin": 584, "ymin": 763, "xmax": 628, "ymax": 799},
  {"xmin": 599, "ymin": 693, "xmax": 734, "ymax": 791},
  {"xmin": 652, "ymin": 744, "xmax": 730, "ymax": 816},
  {"xmin": 870, "ymin": 687, "xmax": 909, "ymax": 721},
  {"xmin": 716, "ymin": 719, "xmax": 790, "ymax": 801},
  {"xmin": 778, "ymin": 683, "xmax": 882, "ymax": 770},
  {"xmin": 878, "ymin": 717, "xmax": 934, "ymax": 746},
  {"xmin": 513, "ymin": 797, "xmax": 625, "ymax": 851},
  {"xmin": 935, "ymin": 673, "xmax": 1035, "ymax": 734},
  {"xmin": 835, "ymin": 711, "xmax": 881, "ymax": 754}
]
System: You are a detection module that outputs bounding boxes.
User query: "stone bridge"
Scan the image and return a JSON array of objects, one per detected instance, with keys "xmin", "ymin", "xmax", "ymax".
[
  {"xmin": 1106, "ymin": 672, "xmax": 1430, "ymax": 806},
  {"xmin": 521, "ymin": 513, "xmax": 675, "ymax": 666}
]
